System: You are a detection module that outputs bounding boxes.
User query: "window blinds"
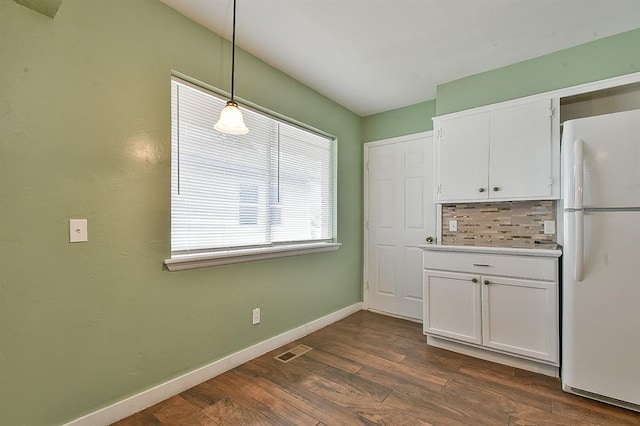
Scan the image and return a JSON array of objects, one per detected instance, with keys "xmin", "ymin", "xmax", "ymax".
[{"xmin": 171, "ymin": 79, "xmax": 335, "ymax": 254}]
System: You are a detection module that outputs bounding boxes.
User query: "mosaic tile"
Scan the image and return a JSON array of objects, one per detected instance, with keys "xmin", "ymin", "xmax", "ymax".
[{"xmin": 442, "ymin": 201, "xmax": 556, "ymax": 248}]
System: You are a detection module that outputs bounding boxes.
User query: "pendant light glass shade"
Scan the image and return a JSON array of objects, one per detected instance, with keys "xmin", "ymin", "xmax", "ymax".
[{"xmin": 214, "ymin": 100, "xmax": 249, "ymax": 135}]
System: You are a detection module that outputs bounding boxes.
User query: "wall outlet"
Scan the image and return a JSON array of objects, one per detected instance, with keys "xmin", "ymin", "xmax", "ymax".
[
  {"xmin": 544, "ymin": 220, "xmax": 556, "ymax": 235},
  {"xmin": 449, "ymin": 219, "xmax": 458, "ymax": 232},
  {"xmin": 252, "ymin": 308, "xmax": 261, "ymax": 325}
]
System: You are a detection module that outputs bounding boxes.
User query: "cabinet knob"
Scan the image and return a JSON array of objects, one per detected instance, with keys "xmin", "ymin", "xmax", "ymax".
[
  {"xmin": 471, "ymin": 278, "xmax": 478, "ymax": 283},
  {"xmin": 479, "ymin": 188, "xmax": 485, "ymax": 193},
  {"xmin": 425, "ymin": 236, "xmax": 434, "ymax": 243},
  {"xmin": 493, "ymin": 186, "xmax": 500, "ymax": 192},
  {"xmin": 484, "ymin": 280, "xmax": 490, "ymax": 285}
]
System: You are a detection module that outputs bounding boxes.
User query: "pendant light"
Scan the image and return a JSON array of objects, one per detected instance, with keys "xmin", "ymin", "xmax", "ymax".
[{"xmin": 214, "ymin": 0, "xmax": 249, "ymax": 135}]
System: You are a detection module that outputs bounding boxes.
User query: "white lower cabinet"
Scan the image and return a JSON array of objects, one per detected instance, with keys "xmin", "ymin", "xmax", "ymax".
[
  {"xmin": 423, "ymin": 270, "xmax": 482, "ymax": 345},
  {"xmin": 481, "ymin": 276, "xmax": 558, "ymax": 363},
  {"xmin": 423, "ymin": 249, "xmax": 560, "ymax": 368}
]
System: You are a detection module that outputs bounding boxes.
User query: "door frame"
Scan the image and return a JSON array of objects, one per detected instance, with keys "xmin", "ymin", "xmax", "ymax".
[{"xmin": 362, "ymin": 131, "xmax": 434, "ymax": 313}]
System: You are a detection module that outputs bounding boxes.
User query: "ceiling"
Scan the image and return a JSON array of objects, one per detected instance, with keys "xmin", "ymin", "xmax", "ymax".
[{"xmin": 160, "ymin": 0, "xmax": 640, "ymax": 117}]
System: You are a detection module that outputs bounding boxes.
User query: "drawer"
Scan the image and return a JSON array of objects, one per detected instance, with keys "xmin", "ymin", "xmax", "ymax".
[{"xmin": 423, "ymin": 251, "xmax": 557, "ymax": 282}]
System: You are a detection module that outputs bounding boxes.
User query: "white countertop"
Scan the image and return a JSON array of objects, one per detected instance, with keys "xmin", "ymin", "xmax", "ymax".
[{"xmin": 420, "ymin": 244, "xmax": 562, "ymax": 258}]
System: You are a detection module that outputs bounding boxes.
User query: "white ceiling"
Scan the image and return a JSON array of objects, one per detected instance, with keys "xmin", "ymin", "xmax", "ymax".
[{"xmin": 160, "ymin": 0, "xmax": 640, "ymax": 117}]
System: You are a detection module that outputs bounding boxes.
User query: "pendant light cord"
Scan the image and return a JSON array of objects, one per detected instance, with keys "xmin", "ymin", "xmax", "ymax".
[
  {"xmin": 214, "ymin": 0, "xmax": 248, "ymax": 135},
  {"xmin": 231, "ymin": 0, "xmax": 237, "ymax": 103}
]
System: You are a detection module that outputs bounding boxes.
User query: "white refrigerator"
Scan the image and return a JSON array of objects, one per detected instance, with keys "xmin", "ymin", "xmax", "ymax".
[{"xmin": 562, "ymin": 109, "xmax": 640, "ymax": 411}]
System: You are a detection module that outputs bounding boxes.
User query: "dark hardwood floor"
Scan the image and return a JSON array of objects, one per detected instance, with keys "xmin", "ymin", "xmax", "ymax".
[{"xmin": 114, "ymin": 310, "xmax": 640, "ymax": 425}]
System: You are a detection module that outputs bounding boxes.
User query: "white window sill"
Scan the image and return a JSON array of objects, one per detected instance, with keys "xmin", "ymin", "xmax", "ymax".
[{"xmin": 164, "ymin": 242, "xmax": 342, "ymax": 271}]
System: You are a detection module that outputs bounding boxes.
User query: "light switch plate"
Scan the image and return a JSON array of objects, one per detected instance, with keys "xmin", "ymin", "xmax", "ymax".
[
  {"xmin": 69, "ymin": 219, "xmax": 88, "ymax": 242},
  {"xmin": 449, "ymin": 219, "xmax": 458, "ymax": 232},
  {"xmin": 544, "ymin": 220, "xmax": 556, "ymax": 235}
]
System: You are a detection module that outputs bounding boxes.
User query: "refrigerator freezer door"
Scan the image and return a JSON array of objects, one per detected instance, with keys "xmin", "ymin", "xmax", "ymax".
[
  {"xmin": 562, "ymin": 109, "xmax": 640, "ymax": 209},
  {"xmin": 563, "ymin": 210, "xmax": 640, "ymax": 405}
]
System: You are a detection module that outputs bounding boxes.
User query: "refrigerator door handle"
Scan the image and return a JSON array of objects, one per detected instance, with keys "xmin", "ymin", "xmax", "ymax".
[
  {"xmin": 574, "ymin": 139, "xmax": 584, "ymax": 281},
  {"xmin": 575, "ymin": 210, "xmax": 584, "ymax": 282},
  {"xmin": 574, "ymin": 139, "xmax": 584, "ymax": 210}
]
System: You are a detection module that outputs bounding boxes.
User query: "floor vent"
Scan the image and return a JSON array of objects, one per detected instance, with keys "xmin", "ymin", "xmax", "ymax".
[{"xmin": 274, "ymin": 344, "xmax": 312, "ymax": 363}]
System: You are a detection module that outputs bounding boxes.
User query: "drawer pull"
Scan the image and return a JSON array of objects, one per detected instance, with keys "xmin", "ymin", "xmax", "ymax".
[
  {"xmin": 471, "ymin": 278, "xmax": 478, "ymax": 283},
  {"xmin": 484, "ymin": 280, "xmax": 490, "ymax": 285},
  {"xmin": 473, "ymin": 263, "xmax": 491, "ymax": 267}
]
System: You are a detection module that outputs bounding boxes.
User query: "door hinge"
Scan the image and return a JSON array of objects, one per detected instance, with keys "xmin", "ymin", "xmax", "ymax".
[
  {"xmin": 366, "ymin": 280, "xmax": 369, "ymax": 290},
  {"xmin": 366, "ymin": 161, "xmax": 370, "ymax": 171},
  {"xmin": 436, "ymin": 128, "xmax": 443, "ymax": 138},
  {"xmin": 436, "ymin": 184, "xmax": 442, "ymax": 194},
  {"xmin": 548, "ymin": 107, "xmax": 555, "ymax": 118},
  {"xmin": 366, "ymin": 220, "xmax": 369, "ymax": 230}
]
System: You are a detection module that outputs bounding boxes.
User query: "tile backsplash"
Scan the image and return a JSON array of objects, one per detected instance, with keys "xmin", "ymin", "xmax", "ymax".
[{"xmin": 442, "ymin": 201, "xmax": 556, "ymax": 248}]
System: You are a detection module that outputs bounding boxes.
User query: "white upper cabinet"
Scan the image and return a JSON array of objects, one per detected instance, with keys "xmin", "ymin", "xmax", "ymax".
[
  {"xmin": 489, "ymin": 99, "xmax": 554, "ymax": 199},
  {"xmin": 436, "ymin": 112, "xmax": 490, "ymax": 201},
  {"xmin": 434, "ymin": 97, "xmax": 560, "ymax": 203}
]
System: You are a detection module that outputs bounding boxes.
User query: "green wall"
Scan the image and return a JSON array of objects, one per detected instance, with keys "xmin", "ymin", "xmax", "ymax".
[
  {"xmin": 362, "ymin": 100, "xmax": 436, "ymax": 142},
  {"xmin": 0, "ymin": 1, "xmax": 362, "ymax": 424},
  {"xmin": 363, "ymin": 27, "xmax": 640, "ymax": 143},
  {"xmin": 436, "ymin": 27, "xmax": 640, "ymax": 115}
]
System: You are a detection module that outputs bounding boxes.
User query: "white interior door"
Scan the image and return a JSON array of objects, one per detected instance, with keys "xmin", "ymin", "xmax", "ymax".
[{"xmin": 365, "ymin": 133, "xmax": 434, "ymax": 320}]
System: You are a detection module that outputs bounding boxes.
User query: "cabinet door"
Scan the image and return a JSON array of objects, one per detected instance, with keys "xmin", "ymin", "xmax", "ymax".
[
  {"xmin": 435, "ymin": 113, "xmax": 490, "ymax": 202},
  {"xmin": 481, "ymin": 276, "xmax": 558, "ymax": 364},
  {"xmin": 489, "ymin": 99, "xmax": 554, "ymax": 199},
  {"xmin": 423, "ymin": 270, "xmax": 482, "ymax": 345}
]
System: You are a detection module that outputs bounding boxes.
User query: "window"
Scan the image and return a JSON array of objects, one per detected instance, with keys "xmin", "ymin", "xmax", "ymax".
[
  {"xmin": 239, "ymin": 184, "xmax": 259, "ymax": 226},
  {"xmin": 165, "ymin": 78, "xmax": 339, "ymax": 270}
]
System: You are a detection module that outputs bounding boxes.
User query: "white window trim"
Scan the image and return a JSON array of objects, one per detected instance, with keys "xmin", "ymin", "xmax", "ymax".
[{"xmin": 164, "ymin": 242, "xmax": 342, "ymax": 271}]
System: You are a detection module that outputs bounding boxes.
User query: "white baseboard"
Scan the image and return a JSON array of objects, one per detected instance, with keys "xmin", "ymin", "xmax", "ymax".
[
  {"xmin": 366, "ymin": 308, "xmax": 423, "ymax": 324},
  {"xmin": 65, "ymin": 302, "xmax": 363, "ymax": 426}
]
